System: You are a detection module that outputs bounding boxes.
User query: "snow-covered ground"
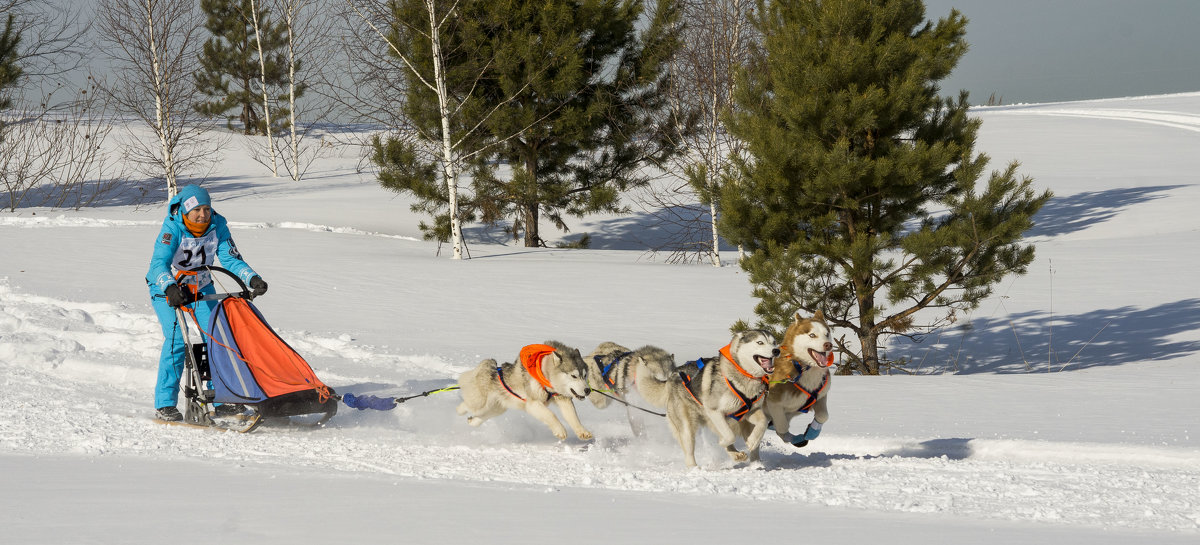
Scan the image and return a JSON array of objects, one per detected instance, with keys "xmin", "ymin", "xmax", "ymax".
[{"xmin": 2, "ymin": 92, "xmax": 1199, "ymax": 543}]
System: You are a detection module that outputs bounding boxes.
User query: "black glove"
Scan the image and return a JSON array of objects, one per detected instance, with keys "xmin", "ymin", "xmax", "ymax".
[
  {"xmin": 164, "ymin": 283, "xmax": 190, "ymax": 308},
  {"xmin": 249, "ymin": 276, "xmax": 268, "ymax": 297}
]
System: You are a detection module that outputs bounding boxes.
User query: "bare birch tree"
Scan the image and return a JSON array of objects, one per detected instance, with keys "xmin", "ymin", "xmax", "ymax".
[
  {"xmin": 97, "ymin": 0, "xmax": 219, "ymax": 197},
  {"xmin": 340, "ymin": 0, "xmax": 538, "ymax": 260},
  {"xmin": 0, "ymin": 1, "xmax": 131, "ymax": 210},
  {"xmin": 269, "ymin": 0, "xmax": 335, "ymax": 181},
  {"xmin": 0, "ymin": 0, "xmax": 86, "ymax": 92},
  {"xmin": 0, "ymin": 79, "xmax": 131, "ymax": 210},
  {"xmin": 247, "ymin": 0, "xmax": 279, "ymax": 176},
  {"xmin": 279, "ymin": 0, "xmax": 303, "ymax": 179},
  {"xmin": 647, "ymin": 0, "xmax": 757, "ymax": 266},
  {"xmin": 0, "ymin": 0, "xmax": 86, "ymax": 125},
  {"xmin": 343, "ymin": 0, "xmax": 471, "ymax": 258}
]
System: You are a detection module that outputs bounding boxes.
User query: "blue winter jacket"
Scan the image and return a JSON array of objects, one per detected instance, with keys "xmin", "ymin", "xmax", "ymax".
[{"xmin": 146, "ymin": 187, "xmax": 257, "ymax": 296}]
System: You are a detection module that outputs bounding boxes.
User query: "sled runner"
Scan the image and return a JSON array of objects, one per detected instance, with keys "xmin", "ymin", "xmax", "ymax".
[{"xmin": 175, "ymin": 266, "xmax": 337, "ymax": 433}]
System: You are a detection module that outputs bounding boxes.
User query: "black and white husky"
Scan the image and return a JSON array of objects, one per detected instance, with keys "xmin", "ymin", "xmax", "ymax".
[{"xmin": 636, "ymin": 330, "xmax": 778, "ymax": 467}]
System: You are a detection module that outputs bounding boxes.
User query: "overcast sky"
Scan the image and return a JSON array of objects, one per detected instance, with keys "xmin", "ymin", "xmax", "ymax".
[
  {"xmin": 923, "ymin": 0, "xmax": 1200, "ymax": 104},
  {"xmin": 53, "ymin": 0, "xmax": 1200, "ymax": 108}
]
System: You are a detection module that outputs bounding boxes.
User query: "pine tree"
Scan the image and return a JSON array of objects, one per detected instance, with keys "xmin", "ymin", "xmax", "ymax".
[
  {"xmin": 369, "ymin": 0, "xmax": 496, "ymax": 248},
  {"xmin": 720, "ymin": 0, "xmax": 1051, "ymax": 375},
  {"xmin": 371, "ymin": 0, "xmax": 683, "ymax": 248},
  {"xmin": 469, "ymin": 0, "xmax": 683, "ymax": 247},
  {"xmin": 0, "ymin": 14, "xmax": 23, "ymax": 111},
  {"xmin": 194, "ymin": 0, "xmax": 300, "ymax": 135}
]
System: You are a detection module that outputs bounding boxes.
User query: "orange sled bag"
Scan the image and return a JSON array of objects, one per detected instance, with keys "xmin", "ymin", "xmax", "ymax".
[{"xmin": 206, "ymin": 296, "xmax": 337, "ymax": 421}]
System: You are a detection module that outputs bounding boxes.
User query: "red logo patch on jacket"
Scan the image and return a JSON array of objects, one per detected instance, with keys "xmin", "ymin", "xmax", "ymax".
[{"xmin": 160, "ymin": 233, "xmax": 173, "ymax": 244}]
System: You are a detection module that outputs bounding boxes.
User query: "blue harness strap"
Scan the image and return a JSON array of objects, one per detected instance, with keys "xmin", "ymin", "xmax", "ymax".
[
  {"xmin": 496, "ymin": 366, "xmax": 525, "ymax": 402},
  {"xmin": 593, "ymin": 351, "xmax": 633, "ymax": 390}
]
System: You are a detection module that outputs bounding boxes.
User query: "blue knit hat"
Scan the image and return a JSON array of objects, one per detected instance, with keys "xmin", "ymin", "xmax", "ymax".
[{"xmin": 173, "ymin": 185, "xmax": 212, "ymax": 215}]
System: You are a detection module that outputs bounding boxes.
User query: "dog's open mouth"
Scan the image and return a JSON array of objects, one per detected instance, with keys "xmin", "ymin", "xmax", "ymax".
[
  {"xmin": 754, "ymin": 354, "xmax": 775, "ymax": 373},
  {"xmin": 571, "ymin": 388, "xmax": 587, "ymax": 400},
  {"xmin": 808, "ymin": 348, "xmax": 833, "ymax": 368}
]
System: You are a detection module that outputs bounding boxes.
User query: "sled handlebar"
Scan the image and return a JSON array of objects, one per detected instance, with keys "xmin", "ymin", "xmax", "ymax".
[{"xmin": 188, "ymin": 265, "xmax": 256, "ymax": 301}]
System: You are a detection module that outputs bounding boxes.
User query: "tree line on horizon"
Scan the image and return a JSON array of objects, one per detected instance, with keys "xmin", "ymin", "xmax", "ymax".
[{"xmin": 0, "ymin": 0, "xmax": 1049, "ymax": 375}]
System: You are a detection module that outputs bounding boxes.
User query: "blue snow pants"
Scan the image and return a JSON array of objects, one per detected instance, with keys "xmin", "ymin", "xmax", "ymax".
[{"xmin": 151, "ymin": 287, "xmax": 217, "ymax": 409}]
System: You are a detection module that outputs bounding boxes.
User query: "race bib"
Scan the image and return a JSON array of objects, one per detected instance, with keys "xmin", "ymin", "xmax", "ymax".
[{"xmin": 171, "ymin": 231, "xmax": 218, "ymax": 289}]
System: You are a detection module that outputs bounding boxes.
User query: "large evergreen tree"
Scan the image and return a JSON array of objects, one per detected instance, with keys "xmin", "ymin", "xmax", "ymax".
[
  {"xmin": 476, "ymin": 0, "xmax": 684, "ymax": 247},
  {"xmin": 0, "ymin": 14, "xmax": 22, "ymax": 111},
  {"xmin": 720, "ymin": 0, "xmax": 1051, "ymax": 375},
  {"xmin": 376, "ymin": 0, "xmax": 679, "ymax": 248},
  {"xmin": 194, "ymin": 0, "xmax": 300, "ymax": 135},
  {"xmin": 368, "ymin": 0, "xmax": 497, "ymax": 249}
]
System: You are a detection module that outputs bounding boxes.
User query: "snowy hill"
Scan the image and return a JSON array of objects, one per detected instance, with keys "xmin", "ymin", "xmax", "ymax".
[{"xmin": 2, "ymin": 93, "xmax": 1198, "ymax": 543}]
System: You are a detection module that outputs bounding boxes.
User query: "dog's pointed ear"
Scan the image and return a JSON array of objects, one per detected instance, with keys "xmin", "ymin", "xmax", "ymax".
[
  {"xmin": 814, "ymin": 309, "xmax": 825, "ymax": 322},
  {"xmin": 795, "ymin": 312, "xmax": 802, "ymax": 323}
]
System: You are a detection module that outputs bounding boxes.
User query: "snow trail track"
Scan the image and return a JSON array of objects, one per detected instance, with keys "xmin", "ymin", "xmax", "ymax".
[
  {"xmin": 983, "ymin": 94, "xmax": 1200, "ymax": 133},
  {"xmin": 2, "ymin": 282, "xmax": 1197, "ymax": 533}
]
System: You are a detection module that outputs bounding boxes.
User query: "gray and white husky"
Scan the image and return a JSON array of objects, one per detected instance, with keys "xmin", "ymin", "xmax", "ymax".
[
  {"xmin": 636, "ymin": 330, "xmax": 778, "ymax": 467},
  {"xmin": 583, "ymin": 342, "xmax": 675, "ymax": 436},
  {"xmin": 456, "ymin": 341, "xmax": 593, "ymax": 441}
]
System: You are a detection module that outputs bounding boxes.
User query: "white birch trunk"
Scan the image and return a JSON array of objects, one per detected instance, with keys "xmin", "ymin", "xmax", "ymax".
[
  {"xmin": 143, "ymin": 0, "xmax": 177, "ymax": 196},
  {"xmin": 285, "ymin": 0, "xmax": 299, "ymax": 180},
  {"xmin": 426, "ymin": 0, "xmax": 463, "ymax": 259},
  {"xmin": 709, "ymin": 201, "xmax": 720, "ymax": 266},
  {"xmin": 706, "ymin": 58, "xmax": 721, "ymax": 268},
  {"xmin": 249, "ymin": 0, "xmax": 278, "ymax": 177}
]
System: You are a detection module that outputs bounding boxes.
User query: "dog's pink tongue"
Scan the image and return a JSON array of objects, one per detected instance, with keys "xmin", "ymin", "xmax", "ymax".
[
  {"xmin": 810, "ymin": 349, "xmax": 829, "ymax": 366},
  {"xmin": 755, "ymin": 355, "xmax": 774, "ymax": 372}
]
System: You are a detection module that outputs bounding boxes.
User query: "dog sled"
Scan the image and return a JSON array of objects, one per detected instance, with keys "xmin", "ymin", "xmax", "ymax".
[{"xmin": 174, "ymin": 266, "xmax": 337, "ymax": 433}]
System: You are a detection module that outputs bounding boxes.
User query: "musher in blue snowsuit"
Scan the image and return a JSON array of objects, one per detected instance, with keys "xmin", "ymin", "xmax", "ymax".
[{"xmin": 146, "ymin": 185, "xmax": 267, "ymax": 421}]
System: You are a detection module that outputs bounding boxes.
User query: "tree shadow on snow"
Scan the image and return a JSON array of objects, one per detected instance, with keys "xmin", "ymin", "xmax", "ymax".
[
  {"xmin": 891, "ymin": 299, "xmax": 1200, "ymax": 373},
  {"xmin": 572, "ymin": 204, "xmax": 736, "ymax": 252},
  {"xmin": 878, "ymin": 438, "xmax": 974, "ymax": 460},
  {"xmin": 1028, "ymin": 185, "xmax": 1186, "ymax": 238},
  {"xmin": 452, "ymin": 204, "xmax": 734, "ymax": 254},
  {"xmin": 760, "ymin": 438, "xmax": 975, "ymax": 470}
]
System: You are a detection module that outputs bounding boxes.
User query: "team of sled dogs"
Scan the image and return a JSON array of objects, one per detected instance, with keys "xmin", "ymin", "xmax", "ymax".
[{"xmin": 456, "ymin": 311, "xmax": 835, "ymax": 467}]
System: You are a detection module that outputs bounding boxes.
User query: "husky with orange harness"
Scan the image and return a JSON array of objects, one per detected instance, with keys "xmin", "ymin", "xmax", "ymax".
[
  {"xmin": 636, "ymin": 330, "xmax": 778, "ymax": 467},
  {"xmin": 739, "ymin": 311, "xmax": 834, "ymax": 449},
  {"xmin": 456, "ymin": 341, "xmax": 593, "ymax": 441}
]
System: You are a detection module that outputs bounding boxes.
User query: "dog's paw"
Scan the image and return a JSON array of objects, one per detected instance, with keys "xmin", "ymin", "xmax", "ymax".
[
  {"xmin": 553, "ymin": 429, "xmax": 568, "ymax": 441},
  {"xmin": 727, "ymin": 450, "xmax": 748, "ymax": 462},
  {"xmin": 576, "ymin": 430, "xmax": 594, "ymax": 441},
  {"xmin": 790, "ymin": 425, "xmax": 820, "ymax": 447},
  {"xmin": 802, "ymin": 422, "xmax": 822, "ymax": 441},
  {"xmin": 467, "ymin": 416, "xmax": 484, "ymax": 427}
]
